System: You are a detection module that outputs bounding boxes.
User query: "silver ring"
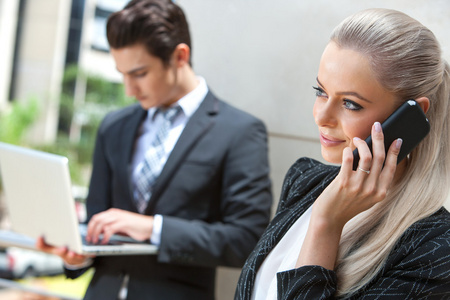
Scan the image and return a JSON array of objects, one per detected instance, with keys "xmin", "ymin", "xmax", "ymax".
[{"xmin": 358, "ymin": 167, "xmax": 370, "ymax": 174}]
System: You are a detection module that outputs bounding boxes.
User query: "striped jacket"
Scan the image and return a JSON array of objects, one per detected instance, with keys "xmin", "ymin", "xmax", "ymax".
[{"xmin": 235, "ymin": 157, "xmax": 450, "ymax": 299}]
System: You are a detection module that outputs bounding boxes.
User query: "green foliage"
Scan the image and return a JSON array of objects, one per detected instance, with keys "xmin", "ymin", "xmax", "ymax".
[
  {"xmin": 0, "ymin": 66, "xmax": 133, "ymax": 190},
  {"xmin": 53, "ymin": 65, "xmax": 134, "ymax": 185},
  {"xmin": 0, "ymin": 98, "xmax": 40, "ymax": 192},
  {"xmin": 0, "ymin": 98, "xmax": 40, "ymax": 145}
]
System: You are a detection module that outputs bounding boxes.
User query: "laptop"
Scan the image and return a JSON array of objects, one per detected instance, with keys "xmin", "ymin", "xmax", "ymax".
[{"xmin": 0, "ymin": 142, "xmax": 158, "ymax": 256}]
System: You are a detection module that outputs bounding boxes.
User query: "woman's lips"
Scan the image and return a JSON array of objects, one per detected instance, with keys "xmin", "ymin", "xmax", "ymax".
[{"xmin": 320, "ymin": 133, "xmax": 345, "ymax": 147}]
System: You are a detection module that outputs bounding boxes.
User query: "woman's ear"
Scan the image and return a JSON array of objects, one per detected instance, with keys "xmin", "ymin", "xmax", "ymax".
[{"xmin": 415, "ymin": 97, "xmax": 430, "ymax": 113}]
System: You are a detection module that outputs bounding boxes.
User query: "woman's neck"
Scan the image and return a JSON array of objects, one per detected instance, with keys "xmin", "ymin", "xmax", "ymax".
[{"xmin": 393, "ymin": 158, "xmax": 408, "ymax": 183}]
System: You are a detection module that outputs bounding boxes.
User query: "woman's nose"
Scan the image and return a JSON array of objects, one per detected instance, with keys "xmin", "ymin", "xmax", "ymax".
[{"xmin": 314, "ymin": 99, "xmax": 337, "ymax": 127}]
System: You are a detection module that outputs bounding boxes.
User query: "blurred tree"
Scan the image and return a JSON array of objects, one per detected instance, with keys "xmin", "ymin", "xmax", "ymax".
[
  {"xmin": 0, "ymin": 66, "xmax": 133, "ymax": 190},
  {"xmin": 0, "ymin": 98, "xmax": 40, "ymax": 145},
  {"xmin": 53, "ymin": 65, "xmax": 133, "ymax": 186},
  {"xmin": 0, "ymin": 98, "xmax": 40, "ymax": 192}
]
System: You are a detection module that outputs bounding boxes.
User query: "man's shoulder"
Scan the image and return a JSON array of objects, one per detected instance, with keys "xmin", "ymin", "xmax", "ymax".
[
  {"xmin": 206, "ymin": 92, "xmax": 263, "ymax": 126},
  {"xmin": 98, "ymin": 103, "xmax": 144, "ymax": 132}
]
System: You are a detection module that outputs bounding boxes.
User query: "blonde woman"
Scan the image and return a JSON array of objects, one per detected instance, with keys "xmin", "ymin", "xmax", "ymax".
[{"xmin": 236, "ymin": 8, "xmax": 450, "ymax": 299}]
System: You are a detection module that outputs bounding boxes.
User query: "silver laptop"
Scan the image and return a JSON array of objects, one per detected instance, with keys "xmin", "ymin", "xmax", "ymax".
[{"xmin": 0, "ymin": 142, "xmax": 158, "ymax": 256}]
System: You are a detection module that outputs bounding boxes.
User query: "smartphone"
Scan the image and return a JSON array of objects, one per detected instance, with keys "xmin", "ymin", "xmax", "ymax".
[{"xmin": 352, "ymin": 100, "xmax": 430, "ymax": 171}]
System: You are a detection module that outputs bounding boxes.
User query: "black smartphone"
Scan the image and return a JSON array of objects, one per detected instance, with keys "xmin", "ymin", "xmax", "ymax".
[{"xmin": 352, "ymin": 100, "xmax": 430, "ymax": 171}]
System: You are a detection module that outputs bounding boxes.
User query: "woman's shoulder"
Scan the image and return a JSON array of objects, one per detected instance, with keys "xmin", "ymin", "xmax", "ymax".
[
  {"xmin": 277, "ymin": 157, "xmax": 339, "ymax": 210},
  {"xmin": 416, "ymin": 207, "xmax": 450, "ymax": 235},
  {"xmin": 397, "ymin": 207, "xmax": 450, "ymax": 252},
  {"xmin": 385, "ymin": 207, "xmax": 450, "ymax": 289},
  {"xmin": 286, "ymin": 157, "xmax": 338, "ymax": 178},
  {"xmin": 411, "ymin": 207, "xmax": 450, "ymax": 232},
  {"xmin": 283, "ymin": 157, "xmax": 339, "ymax": 188}
]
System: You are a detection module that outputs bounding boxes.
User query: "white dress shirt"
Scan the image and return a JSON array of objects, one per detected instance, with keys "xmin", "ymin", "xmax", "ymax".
[
  {"xmin": 252, "ymin": 205, "xmax": 313, "ymax": 300},
  {"xmin": 132, "ymin": 76, "xmax": 208, "ymax": 245}
]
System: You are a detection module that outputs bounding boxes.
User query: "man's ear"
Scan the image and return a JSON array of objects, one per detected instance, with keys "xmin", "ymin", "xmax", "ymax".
[
  {"xmin": 415, "ymin": 97, "xmax": 430, "ymax": 113},
  {"xmin": 172, "ymin": 43, "xmax": 190, "ymax": 67}
]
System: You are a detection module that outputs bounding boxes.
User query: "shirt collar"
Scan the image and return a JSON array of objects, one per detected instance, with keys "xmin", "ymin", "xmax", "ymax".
[{"xmin": 147, "ymin": 76, "xmax": 208, "ymax": 120}]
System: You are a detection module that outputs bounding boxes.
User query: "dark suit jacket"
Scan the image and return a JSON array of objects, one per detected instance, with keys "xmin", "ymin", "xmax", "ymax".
[
  {"xmin": 235, "ymin": 157, "xmax": 450, "ymax": 299},
  {"xmin": 66, "ymin": 91, "xmax": 272, "ymax": 300}
]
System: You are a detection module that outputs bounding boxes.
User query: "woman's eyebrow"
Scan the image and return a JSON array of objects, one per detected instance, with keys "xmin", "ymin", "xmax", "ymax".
[{"xmin": 316, "ymin": 77, "xmax": 373, "ymax": 103}]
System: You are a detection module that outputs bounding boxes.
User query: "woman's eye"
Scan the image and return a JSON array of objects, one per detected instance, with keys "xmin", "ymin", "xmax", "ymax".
[
  {"xmin": 313, "ymin": 86, "xmax": 327, "ymax": 98},
  {"xmin": 343, "ymin": 99, "xmax": 363, "ymax": 111}
]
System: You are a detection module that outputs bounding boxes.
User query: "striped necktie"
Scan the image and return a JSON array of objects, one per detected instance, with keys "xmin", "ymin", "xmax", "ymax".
[{"xmin": 134, "ymin": 105, "xmax": 182, "ymax": 213}]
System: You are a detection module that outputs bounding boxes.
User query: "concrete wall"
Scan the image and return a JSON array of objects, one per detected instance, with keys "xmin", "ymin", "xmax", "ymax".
[
  {"xmin": 11, "ymin": 0, "xmax": 71, "ymax": 143},
  {"xmin": 0, "ymin": 0, "xmax": 19, "ymax": 110},
  {"xmin": 175, "ymin": 1, "xmax": 450, "ymax": 298}
]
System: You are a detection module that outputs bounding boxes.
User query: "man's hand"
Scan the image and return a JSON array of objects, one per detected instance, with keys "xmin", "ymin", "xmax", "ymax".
[
  {"xmin": 36, "ymin": 236, "xmax": 93, "ymax": 266},
  {"xmin": 86, "ymin": 208, "xmax": 154, "ymax": 244}
]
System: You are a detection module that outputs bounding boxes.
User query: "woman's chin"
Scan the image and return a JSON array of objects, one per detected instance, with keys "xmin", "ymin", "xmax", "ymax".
[{"xmin": 321, "ymin": 148, "xmax": 342, "ymax": 165}]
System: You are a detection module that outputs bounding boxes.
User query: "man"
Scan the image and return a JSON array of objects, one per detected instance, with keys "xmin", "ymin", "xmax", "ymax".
[{"xmin": 37, "ymin": 0, "xmax": 272, "ymax": 299}]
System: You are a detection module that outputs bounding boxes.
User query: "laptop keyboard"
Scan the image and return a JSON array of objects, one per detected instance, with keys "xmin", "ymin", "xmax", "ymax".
[{"xmin": 79, "ymin": 224, "xmax": 148, "ymax": 245}]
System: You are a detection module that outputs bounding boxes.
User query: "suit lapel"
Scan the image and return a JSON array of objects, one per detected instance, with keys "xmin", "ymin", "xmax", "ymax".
[
  {"xmin": 238, "ymin": 163, "xmax": 339, "ymax": 296},
  {"xmin": 145, "ymin": 91, "xmax": 219, "ymax": 214},
  {"xmin": 123, "ymin": 105, "xmax": 148, "ymax": 211}
]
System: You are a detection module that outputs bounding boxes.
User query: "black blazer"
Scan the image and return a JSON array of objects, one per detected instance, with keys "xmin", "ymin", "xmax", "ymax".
[
  {"xmin": 235, "ymin": 157, "xmax": 450, "ymax": 299},
  {"xmin": 66, "ymin": 91, "xmax": 272, "ymax": 300}
]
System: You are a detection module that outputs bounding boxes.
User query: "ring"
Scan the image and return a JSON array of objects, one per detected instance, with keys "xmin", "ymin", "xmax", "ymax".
[{"xmin": 358, "ymin": 167, "xmax": 370, "ymax": 174}]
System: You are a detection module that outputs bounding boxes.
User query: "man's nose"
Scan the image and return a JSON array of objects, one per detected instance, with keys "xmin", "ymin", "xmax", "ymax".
[{"xmin": 123, "ymin": 77, "xmax": 136, "ymax": 97}]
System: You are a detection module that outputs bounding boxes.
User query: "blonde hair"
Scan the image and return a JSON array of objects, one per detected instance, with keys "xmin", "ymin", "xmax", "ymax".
[{"xmin": 330, "ymin": 8, "xmax": 450, "ymax": 297}]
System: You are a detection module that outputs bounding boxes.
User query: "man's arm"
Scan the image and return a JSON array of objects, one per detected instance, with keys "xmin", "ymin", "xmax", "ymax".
[{"xmin": 158, "ymin": 117, "xmax": 272, "ymax": 267}]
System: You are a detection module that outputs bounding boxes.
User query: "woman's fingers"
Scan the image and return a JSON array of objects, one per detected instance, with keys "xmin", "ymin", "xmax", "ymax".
[
  {"xmin": 368, "ymin": 122, "xmax": 386, "ymax": 176},
  {"xmin": 340, "ymin": 147, "xmax": 354, "ymax": 177},
  {"xmin": 319, "ymin": 122, "xmax": 403, "ymax": 228},
  {"xmin": 351, "ymin": 122, "xmax": 395, "ymax": 179},
  {"xmin": 352, "ymin": 137, "xmax": 372, "ymax": 177},
  {"xmin": 379, "ymin": 138, "xmax": 402, "ymax": 185}
]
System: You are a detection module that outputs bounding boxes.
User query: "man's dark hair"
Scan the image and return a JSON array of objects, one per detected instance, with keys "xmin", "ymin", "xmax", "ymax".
[{"xmin": 107, "ymin": 0, "xmax": 192, "ymax": 66}]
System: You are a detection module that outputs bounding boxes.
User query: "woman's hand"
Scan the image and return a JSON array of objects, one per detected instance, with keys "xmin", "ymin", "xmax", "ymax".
[
  {"xmin": 314, "ymin": 122, "xmax": 401, "ymax": 227},
  {"xmin": 296, "ymin": 122, "xmax": 402, "ymax": 269},
  {"xmin": 35, "ymin": 236, "xmax": 93, "ymax": 266},
  {"xmin": 86, "ymin": 208, "xmax": 154, "ymax": 244}
]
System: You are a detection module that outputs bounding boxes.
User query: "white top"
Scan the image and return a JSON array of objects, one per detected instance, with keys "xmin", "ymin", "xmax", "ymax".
[{"xmin": 252, "ymin": 205, "xmax": 313, "ymax": 300}]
